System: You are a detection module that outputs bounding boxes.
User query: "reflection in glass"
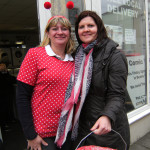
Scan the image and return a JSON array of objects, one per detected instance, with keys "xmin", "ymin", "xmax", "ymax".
[
  {"xmin": 148, "ymin": 0, "xmax": 150, "ymax": 104},
  {"xmin": 101, "ymin": 0, "xmax": 147, "ymax": 112}
]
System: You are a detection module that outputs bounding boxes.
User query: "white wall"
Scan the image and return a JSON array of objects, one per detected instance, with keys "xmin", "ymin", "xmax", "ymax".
[
  {"xmin": 36, "ymin": 0, "xmax": 51, "ymax": 42},
  {"xmin": 130, "ymin": 114, "xmax": 150, "ymax": 144}
]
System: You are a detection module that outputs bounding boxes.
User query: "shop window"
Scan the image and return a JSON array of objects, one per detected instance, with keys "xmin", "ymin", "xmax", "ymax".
[
  {"xmin": 0, "ymin": 0, "xmax": 39, "ymax": 149},
  {"xmin": 148, "ymin": 0, "xmax": 150, "ymax": 104},
  {"xmin": 101, "ymin": 0, "xmax": 147, "ymax": 112}
]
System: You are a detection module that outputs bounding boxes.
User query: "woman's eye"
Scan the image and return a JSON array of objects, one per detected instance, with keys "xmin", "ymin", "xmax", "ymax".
[
  {"xmin": 88, "ymin": 24, "xmax": 94, "ymax": 27},
  {"xmin": 79, "ymin": 26, "xmax": 84, "ymax": 29},
  {"xmin": 51, "ymin": 27, "xmax": 57, "ymax": 30},
  {"xmin": 62, "ymin": 28, "xmax": 68, "ymax": 31}
]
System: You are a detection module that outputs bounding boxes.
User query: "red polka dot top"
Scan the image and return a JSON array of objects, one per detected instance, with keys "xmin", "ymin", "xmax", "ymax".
[{"xmin": 17, "ymin": 45, "xmax": 74, "ymax": 138}]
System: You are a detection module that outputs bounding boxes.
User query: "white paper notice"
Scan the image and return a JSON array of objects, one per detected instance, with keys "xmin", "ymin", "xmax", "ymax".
[
  {"xmin": 125, "ymin": 29, "xmax": 136, "ymax": 44},
  {"xmin": 127, "ymin": 55, "xmax": 146, "ymax": 108}
]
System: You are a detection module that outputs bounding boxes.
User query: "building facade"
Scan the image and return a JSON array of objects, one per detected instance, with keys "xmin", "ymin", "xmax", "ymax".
[
  {"xmin": 0, "ymin": 0, "xmax": 150, "ymax": 146},
  {"xmin": 37, "ymin": 0, "xmax": 150, "ymax": 144}
]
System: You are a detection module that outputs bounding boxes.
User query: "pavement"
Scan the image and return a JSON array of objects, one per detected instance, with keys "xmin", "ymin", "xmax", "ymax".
[
  {"xmin": 1, "ymin": 121, "xmax": 150, "ymax": 150},
  {"xmin": 129, "ymin": 131, "xmax": 150, "ymax": 150}
]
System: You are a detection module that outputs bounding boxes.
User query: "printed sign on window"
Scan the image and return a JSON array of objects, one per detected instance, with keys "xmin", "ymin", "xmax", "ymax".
[
  {"xmin": 105, "ymin": 24, "xmax": 123, "ymax": 49},
  {"xmin": 127, "ymin": 55, "xmax": 146, "ymax": 109},
  {"xmin": 125, "ymin": 29, "xmax": 136, "ymax": 44}
]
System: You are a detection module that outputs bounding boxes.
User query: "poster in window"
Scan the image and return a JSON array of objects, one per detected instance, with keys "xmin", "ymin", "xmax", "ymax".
[
  {"xmin": 127, "ymin": 55, "xmax": 146, "ymax": 109},
  {"xmin": 105, "ymin": 24, "xmax": 123, "ymax": 49},
  {"xmin": 125, "ymin": 29, "xmax": 136, "ymax": 44}
]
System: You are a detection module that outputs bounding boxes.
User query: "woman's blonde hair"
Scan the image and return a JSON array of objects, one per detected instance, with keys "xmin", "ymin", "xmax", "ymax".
[{"xmin": 39, "ymin": 16, "xmax": 75, "ymax": 54}]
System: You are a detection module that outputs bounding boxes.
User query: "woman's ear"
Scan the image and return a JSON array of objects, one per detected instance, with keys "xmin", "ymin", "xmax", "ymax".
[{"xmin": 46, "ymin": 31, "xmax": 50, "ymax": 38}]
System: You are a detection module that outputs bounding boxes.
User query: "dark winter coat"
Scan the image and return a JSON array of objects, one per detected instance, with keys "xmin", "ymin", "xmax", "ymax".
[{"xmin": 73, "ymin": 38, "xmax": 130, "ymax": 150}]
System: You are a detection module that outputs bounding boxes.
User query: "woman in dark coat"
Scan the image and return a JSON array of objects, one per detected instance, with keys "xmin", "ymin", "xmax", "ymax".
[{"xmin": 71, "ymin": 10, "xmax": 130, "ymax": 150}]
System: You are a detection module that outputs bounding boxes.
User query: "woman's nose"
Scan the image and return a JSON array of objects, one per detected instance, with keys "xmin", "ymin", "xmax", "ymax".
[
  {"xmin": 57, "ymin": 28, "xmax": 63, "ymax": 34},
  {"xmin": 84, "ymin": 26, "xmax": 89, "ymax": 32}
]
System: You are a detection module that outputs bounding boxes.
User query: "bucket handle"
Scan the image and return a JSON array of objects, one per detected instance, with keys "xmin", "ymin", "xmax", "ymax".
[{"xmin": 75, "ymin": 129, "xmax": 127, "ymax": 150}]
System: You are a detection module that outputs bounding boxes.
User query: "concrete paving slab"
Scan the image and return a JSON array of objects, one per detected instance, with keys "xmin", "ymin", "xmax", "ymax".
[{"xmin": 129, "ymin": 131, "xmax": 150, "ymax": 150}]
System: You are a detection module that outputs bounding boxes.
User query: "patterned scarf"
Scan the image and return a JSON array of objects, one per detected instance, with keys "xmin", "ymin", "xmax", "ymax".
[{"xmin": 55, "ymin": 40, "xmax": 97, "ymax": 147}]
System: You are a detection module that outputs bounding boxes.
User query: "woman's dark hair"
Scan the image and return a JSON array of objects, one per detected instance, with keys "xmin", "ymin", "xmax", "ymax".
[{"xmin": 75, "ymin": 10, "xmax": 108, "ymax": 44}]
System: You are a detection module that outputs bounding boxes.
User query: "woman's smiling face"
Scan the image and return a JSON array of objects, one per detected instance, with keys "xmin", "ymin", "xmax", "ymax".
[
  {"xmin": 78, "ymin": 16, "xmax": 98, "ymax": 44},
  {"xmin": 47, "ymin": 22, "xmax": 70, "ymax": 47}
]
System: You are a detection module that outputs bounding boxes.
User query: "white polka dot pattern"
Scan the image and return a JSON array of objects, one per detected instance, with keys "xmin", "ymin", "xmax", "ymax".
[{"xmin": 17, "ymin": 47, "xmax": 74, "ymax": 138}]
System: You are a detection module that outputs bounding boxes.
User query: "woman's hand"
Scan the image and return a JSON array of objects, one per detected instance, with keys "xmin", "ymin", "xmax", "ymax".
[
  {"xmin": 90, "ymin": 116, "xmax": 111, "ymax": 135},
  {"xmin": 27, "ymin": 135, "xmax": 48, "ymax": 150}
]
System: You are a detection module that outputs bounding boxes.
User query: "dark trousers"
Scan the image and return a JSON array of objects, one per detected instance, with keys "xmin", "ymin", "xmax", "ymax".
[{"xmin": 41, "ymin": 133, "xmax": 71, "ymax": 150}]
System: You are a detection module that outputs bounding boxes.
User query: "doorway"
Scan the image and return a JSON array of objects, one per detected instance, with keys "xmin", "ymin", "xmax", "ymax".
[{"xmin": 0, "ymin": 0, "xmax": 39, "ymax": 149}]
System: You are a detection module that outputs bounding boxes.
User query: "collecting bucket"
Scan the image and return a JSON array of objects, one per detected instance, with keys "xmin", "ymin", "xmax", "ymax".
[{"xmin": 75, "ymin": 129, "xmax": 127, "ymax": 150}]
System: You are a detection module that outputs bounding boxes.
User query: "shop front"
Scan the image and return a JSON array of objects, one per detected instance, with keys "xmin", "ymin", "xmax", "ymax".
[
  {"xmin": 37, "ymin": 0, "xmax": 150, "ymax": 145},
  {"xmin": 0, "ymin": 0, "xmax": 150, "ymax": 149}
]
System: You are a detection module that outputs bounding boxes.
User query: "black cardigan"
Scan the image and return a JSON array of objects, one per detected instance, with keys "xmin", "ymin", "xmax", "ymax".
[{"xmin": 16, "ymin": 81, "xmax": 37, "ymax": 140}]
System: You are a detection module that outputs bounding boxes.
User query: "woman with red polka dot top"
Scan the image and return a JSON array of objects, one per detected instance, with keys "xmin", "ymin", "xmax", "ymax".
[{"xmin": 16, "ymin": 16, "xmax": 75, "ymax": 150}]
